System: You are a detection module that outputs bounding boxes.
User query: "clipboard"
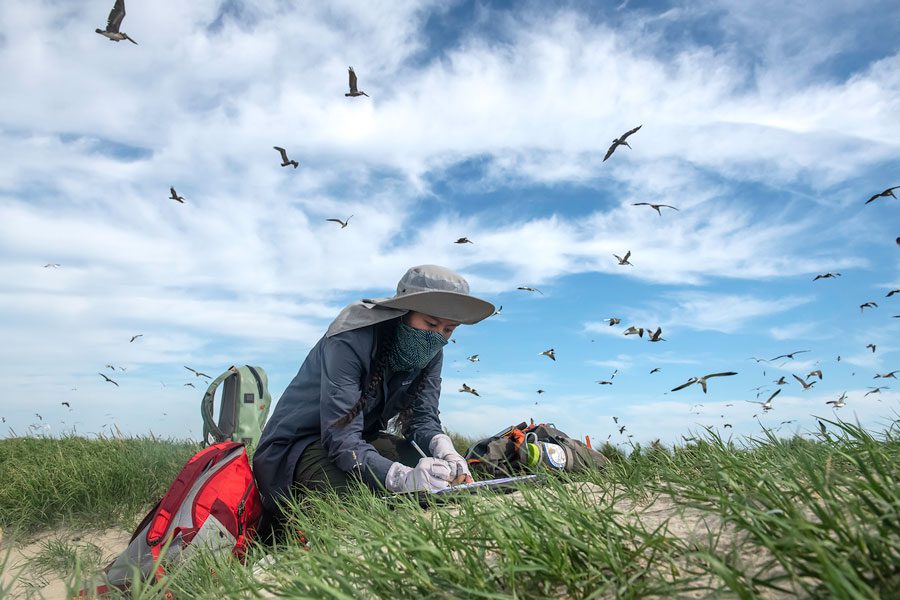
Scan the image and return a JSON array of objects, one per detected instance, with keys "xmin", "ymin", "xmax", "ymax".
[{"xmin": 382, "ymin": 473, "xmax": 547, "ymax": 507}]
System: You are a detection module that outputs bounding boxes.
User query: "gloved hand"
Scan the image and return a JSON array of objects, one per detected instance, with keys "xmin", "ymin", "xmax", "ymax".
[
  {"xmin": 429, "ymin": 434, "xmax": 473, "ymax": 484},
  {"xmin": 385, "ymin": 457, "xmax": 453, "ymax": 493}
]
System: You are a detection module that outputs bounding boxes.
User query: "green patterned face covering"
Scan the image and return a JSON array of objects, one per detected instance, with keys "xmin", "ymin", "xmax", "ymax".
[{"xmin": 387, "ymin": 321, "xmax": 448, "ymax": 372}]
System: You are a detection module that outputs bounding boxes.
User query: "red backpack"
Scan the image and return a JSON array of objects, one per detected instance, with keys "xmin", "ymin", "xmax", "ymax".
[{"xmin": 77, "ymin": 441, "xmax": 263, "ymax": 598}]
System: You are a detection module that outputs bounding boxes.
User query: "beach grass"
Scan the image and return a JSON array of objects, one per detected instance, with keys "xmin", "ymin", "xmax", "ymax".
[{"xmin": 1, "ymin": 418, "xmax": 898, "ymax": 599}]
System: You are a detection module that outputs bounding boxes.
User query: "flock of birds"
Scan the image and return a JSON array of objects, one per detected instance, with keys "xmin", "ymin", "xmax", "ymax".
[{"xmin": 10, "ymin": 1, "xmax": 899, "ymax": 444}]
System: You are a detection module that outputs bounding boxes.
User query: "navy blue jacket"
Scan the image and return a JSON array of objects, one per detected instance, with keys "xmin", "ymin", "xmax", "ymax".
[{"xmin": 252, "ymin": 318, "xmax": 445, "ymax": 512}]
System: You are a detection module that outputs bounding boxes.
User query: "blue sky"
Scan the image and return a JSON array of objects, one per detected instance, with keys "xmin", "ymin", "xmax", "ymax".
[{"xmin": 0, "ymin": 0, "xmax": 898, "ymax": 447}]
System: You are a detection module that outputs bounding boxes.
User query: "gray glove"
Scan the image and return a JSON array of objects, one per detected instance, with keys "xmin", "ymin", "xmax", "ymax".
[
  {"xmin": 429, "ymin": 433, "xmax": 472, "ymax": 481},
  {"xmin": 385, "ymin": 457, "xmax": 453, "ymax": 493}
]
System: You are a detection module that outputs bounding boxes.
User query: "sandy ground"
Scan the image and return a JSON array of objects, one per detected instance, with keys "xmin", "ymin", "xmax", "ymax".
[{"xmin": 2, "ymin": 484, "xmax": 805, "ymax": 599}]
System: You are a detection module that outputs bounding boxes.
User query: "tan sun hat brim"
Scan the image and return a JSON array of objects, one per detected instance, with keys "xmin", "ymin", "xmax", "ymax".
[{"xmin": 372, "ymin": 290, "xmax": 495, "ymax": 324}]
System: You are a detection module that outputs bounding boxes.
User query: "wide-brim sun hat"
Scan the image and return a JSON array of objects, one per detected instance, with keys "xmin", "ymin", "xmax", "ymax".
[
  {"xmin": 370, "ymin": 264, "xmax": 495, "ymax": 324},
  {"xmin": 325, "ymin": 265, "xmax": 495, "ymax": 338}
]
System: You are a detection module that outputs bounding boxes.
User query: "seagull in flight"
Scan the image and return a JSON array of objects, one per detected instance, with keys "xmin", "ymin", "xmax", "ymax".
[
  {"xmin": 770, "ymin": 350, "xmax": 810, "ymax": 361},
  {"xmin": 812, "ymin": 273, "xmax": 841, "ymax": 280},
  {"xmin": 649, "ymin": 368, "xmax": 661, "ymax": 374},
  {"xmin": 613, "ymin": 251, "xmax": 633, "ymax": 266},
  {"xmin": 326, "ymin": 216, "xmax": 353, "ymax": 228},
  {"xmin": 886, "ymin": 289, "xmax": 900, "ymax": 297},
  {"xmin": 184, "ymin": 382, "xmax": 196, "ymax": 388},
  {"xmin": 623, "ymin": 326, "xmax": 644, "ymax": 338},
  {"xmin": 866, "ymin": 343, "xmax": 877, "ymax": 353},
  {"xmin": 345, "ymin": 67, "xmax": 369, "ymax": 97},
  {"xmin": 632, "ymin": 203, "xmax": 678, "ymax": 215},
  {"xmin": 96, "ymin": 0, "xmax": 137, "ymax": 44},
  {"xmin": 43, "ymin": 263, "xmax": 61, "ymax": 268},
  {"xmin": 492, "ymin": 305, "xmax": 503, "ymax": 316},
  {"xmin": 539, "ymin": 348, "xmax": 556, "ymax": 361},
  {"xmin": 865, "ymin": 186, "xmax": 899, "ymax": 204},
  {"xmin": 747, "ymin": 388, "xmax": 781, "ymax": 412},
  {"xmin": 603, "ymin": 125, "xmax": 642, "ymax": 161},
  {"xmin": 459, "ymin": 383, "xmax": 480, "ymax": 396},
  {"xmin": 792, "ymin": 374, "xmax": 816, "ymax": 390},
  {"xmin": 604, "ymin": 318, "xmax": 621, "ymax": 326},
  {"xmin": 467, "ymin": 354, "xmax": 480, "ymax": 363},
  {"xmin": 129, "ymin": 334, "xmax": 143, "ymax": 343},
  {"xmin": 454, "ymin": 237, "xmax": 474, "ymax": 244},
  {"xmin": 168, "ymin": 187, "xmax": 184, "ymax": 203},
  {"xmin": 860, "ymin": 302, "xmax": 878, "ymax": 313},
  {"xmin": 874, "ymin": 371, "xmax": 898, "ymax": 379},
  {"xmin": 671, "ymin": 372, "xmax": 738, "ymax": 394},
  {"xmin": 517, "ymin": 286, "xmax": 543, "ymax": 295},
  {"xmin": 273, "ymin": 146, "xmax": 299, "ymax": 168},
  {"xmin": 184, "ymin": 366, "xmax": 211, "ymax": 379},
  {"xmin": 865, "ymin": 386, "xmax": 888, "ymax": 396},
  {"xmin": 806, "ymin": 369, "xmax": 823, "ymax": 380},
  {"xmin": 826, "ymin": 392, "xmax": 847, "ymax": 409},
  {"xmin": 98, "ymin": 372, "xmax": 119, "ymax": 387}
]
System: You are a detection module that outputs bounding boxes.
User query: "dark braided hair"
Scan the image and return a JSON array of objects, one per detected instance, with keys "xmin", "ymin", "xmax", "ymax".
[
  {"xmin": 334, "ymin": 319, "xmax": 398, "ymax": 428},
  {"xmin": 387, "ymin": 372, "xmax": 429, "ymax": 437}
]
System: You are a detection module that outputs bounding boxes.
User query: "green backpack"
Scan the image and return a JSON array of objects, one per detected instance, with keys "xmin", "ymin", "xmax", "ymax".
[{"xmin": 201, "ymin": 365, "xmax": 272, "ymax": 447}]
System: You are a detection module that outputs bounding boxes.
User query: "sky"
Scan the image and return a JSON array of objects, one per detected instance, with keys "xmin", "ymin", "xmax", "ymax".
[{"xmin": 1, "ymin": 0, "xmax": 898, "ymax": 449}]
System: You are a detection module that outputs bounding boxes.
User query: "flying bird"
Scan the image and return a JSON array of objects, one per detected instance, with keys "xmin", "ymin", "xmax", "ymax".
[
  {"xmin": 806, "ymin": 369, "xmax": 823, "ymax": 380},
  {"xmin": 747, "ymin": 388, "xmax": 781, "ymax": 412},
  {"xmin": 184, "ymin": 382, "xmax": 196, "ymax": 388},
  {"xmin": 459, "ymin": 383, "xmax": 480, "ymax": 396},
  {"xmin": 539, "ymin": 348, "xmax": 556, "ymax": 361},
  {"xmin": 826, "ymin": 392, "xmax": 847, "ymax": 409},
  {"xmin": 865, "ymin": 386, "xmax": 888, "ymax": 396},
  {"xmin": 184, "ymin": 366, "xmax": 211, "ymax": 379},
  {"xmin": 596, "ymin": 380, "xmax": 614, "ymax": 385},
  {"xmin": 603, "ymin": 125, "xmax": 642, "ymax": 161},
  {"xmin": 105, "ymin": 364, "xmax": 116, "ymax": 371},
  {"xmin": 618, "ymin": 425, "xmax": 627, "ymax": 434},
  {"xmin": 62, "ymin": 401, "xmax": 70, "ymax": 408},
  {"xmin": 604, "ymin": 318, "xmax": 621, "ymax": 326},
  {"xmin": 723, "ymin": 423, "xmax": 733, "ymax": 429},
  {"xmin": 43, "ymin": 263, "xmax": 61, "ymax": 268},
  {"xmin": 623, "ymin": 326, "xmax": 644, "ymax": 338},
  {"xmin": 273, "ymin": 146, "xmax": 299, "ymax": 168},
  {"xmin": 454, "ymin": 237, "xmax": 473, "ymax": 244},
  {"xmin": 860, "ymin": 302, "xmax": 878, "ymax": 313},
  {"xmin": 874, "ymin": 371, "xmax": 898, "ymax": 379},
  {"xmin": 770, "ymin": 350, "xmax": 810, "ymax": 361},
  {"xmin": 792, "ymin": 373, "xmax": 816, "ymax": 390},
  {"xmin": 812, "ymin": 273, "xmax": 841, "ymax": 280},
  {"xmin": 517, "ymin": 286, "xmax": 543, "ymax": 295},
  {"xmin": 613, "ymin": 251, "xmax": 633, "ymax": 266},
  {"xmin": 345, "ymin": 67, "xmax": 369, "ymax": 97},
  {"xmin": 649, "ymin": 368, "xmax": 661, "ymax": 374},
  {"xmin": 632, "ymin": 203, "xmax": 678, "ymax": 215},
  {"xmin": 326, "ymin": 216, "xmax": 353, "ymax": 228},
  {"xmin": 168, "ymin": 187, "xmax": 184, "ymax": 203},
  {"xmin": 467, "ymin": 354, "xmax": 480, "ymax": 363},
  {"xmin": 647, "ymin": 327, "xmax": 665, "ymax": 342},
  {"xmin": 671, "ymin": 372, "xmax": 738, "ymax": 394},
  {"xmin": 865, "ymin": 186, "xmax": 899, "ymax": 204},
  {"xmin": 612, "ymin": 416, "xmax": 619, "ymax": 424},
  {"xmin": 866, "ymin": 343, "xmax": 877, "ymax": 353},
  {"xmin": 98, "ymin": 372, "xmax": 119, "ymax": 387},
  {"xmin": 96, "ymin": 0, "xmax": 137, "ymax": 44},
  {"xmin": 492, "ymin": 306, "xmax": 503, "ymax": 316},
  {"xmin": 129, "ymin": 334, "xmax": 143, "ymax": 343},
  {"xmin": 886, "ymin": 289, "xmax": 900, "ymax": 297},
  {"xmin": 748, "ymin": 356, "xmax": 769, "ymax": 363},
  {"xmin": 536, "ymin": 389, "xmax": 545, "ymax": 394}
]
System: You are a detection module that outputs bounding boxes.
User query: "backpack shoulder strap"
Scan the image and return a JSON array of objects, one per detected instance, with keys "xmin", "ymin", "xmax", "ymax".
[{"xmin": 201, "ymin": 367, "xmax": 238, "ymax": 446}]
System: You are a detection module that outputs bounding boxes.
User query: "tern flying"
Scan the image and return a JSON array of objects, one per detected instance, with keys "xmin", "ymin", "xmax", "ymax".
[
  {"xmin": 865, "ymin": 186, "xmax": 899, "ymax": 204},
  {"xmin": 345, "ymin": 67, "xmax": 369, "ymax": 97},
  {"xmin": 649, "ymin": 368, "xmax": 661, "ymax": 374},
  {"xmin": 517, "ymin": 286, "xmax": 543, "ymax": 295},
  {"xmin": 98, "ymin": 372, "xmax": 119, "ymax": 387},
  {"xmin": 184, "ymin": 382, "xmax": 196, "ymax": 388},
  {"xmin": 613, "ymin": 251, "xmax": 633, "ymax": 266},
  {"xmin": 770, "ymin": 350, "xmax": 810, "ymax": 361},
  {"xmin": 632, "ymin": 202, "xmax": 678, "ymax": 215},
  {"xmin": 492, "ymin": 305, "xmax": 503, "ymax": 316},
  {"xmin": 454, "ymin": 237, "xmax": 473, "ymax": 244},
  {"xmin": 273, "ymin": 146, "xmax": 299, "ymax": 168},
  {"xmin": 874, "ymin": 371, "xmax": 898, "ymax": 379},
  {"xmin": 169, "ymin": 187, "xmax": 184, "ymax": 203},
  {"xmin": 467, "ymin": 355, "xmax": 480, "ymax": 363},
  {"xmin": 792, "ymin": 374, "xmax": 816, "ymax": 390},
  {"xmin": 539, "ymin": 348, "xmax": 556, "ymax": 361},
  {"xmin": 671, "ymin": 372, "xmax": 738, "ymax": 394},
  {"xmin": 129, "ymin": 334, "xmax": 143, "ymax": 343},
  {"xmin": 866, "ymin": 343, "xmax": 877, "ymax": 353},
  {"xmin": 747, "ymin": 388, "xmax": 781, "ymax": 412},
  {"xmin": 459, "ymin": 383, "xmax": 480, "ymax": 396},
  {"xmin": 96, "ymin": 0, "xmax": 138, "ymax": 44},
  {"xmin": 623, "ymin": 326, "xmax": 644, "ymax": 338},
  {"xmin": 326, "ymin": 216, "xmax": 353, "ymax": 228},
  {"xmin": 827, "ymin": 392, "xmax": 847, "ymax": 408},
  {"xmin": 813, "ymin": 273, "xmax": 841, "ymax": 280},
  {"xmin": 860, "ymin": 302, "xmax": 878, "ymax": 312},
  {"xmin": 604, "ymin": 318, "xmax": 621, "ymax": 326},
  {"xmin": 865, "ymin": 386, "xmax": 888, "ymax": 396},
  {"xmin": 603, "ymin": 125, "xmax": 642, "ymax": 161},
  {"xmin": 806, "ymin": 369, "xmax": 823, "ymax": 380},
  {"xmin": 184, "ymin": 366, "xmax": 211, "ymax": 379}
]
